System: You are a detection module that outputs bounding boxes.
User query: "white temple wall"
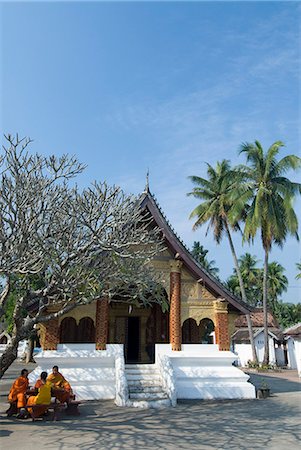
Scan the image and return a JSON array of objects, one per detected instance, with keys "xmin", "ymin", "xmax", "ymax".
[
  {"xmin": 155, "ymin": 344, "xmax": 255, "ymax": 399},
  {"xmin": 29, "ymin": 344, "xmax": 123, "ymax": 400}
]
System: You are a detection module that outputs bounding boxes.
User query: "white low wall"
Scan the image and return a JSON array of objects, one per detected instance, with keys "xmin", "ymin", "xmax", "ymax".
[
  {"xmin": 29, "ymin": 344, "xmax": 123, "ymax": 401},
  {"xmin": 232, "ymin": 334, "xmax": 277, "ymax": 367},
  {"xmin": 156, "ymin": 344, "xmax": 255, "ymax": 400}
]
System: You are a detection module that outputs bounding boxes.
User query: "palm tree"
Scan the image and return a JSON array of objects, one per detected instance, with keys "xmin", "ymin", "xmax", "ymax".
[
  {"xmin": 191, "ymin": 242, "xmax": 209, "ymax": 262},
  {"xmin": 227, "ymin": 253, "xmax": 261, "ymax": 306},
  {"xmin": 188, "ymin": 160, "xmax": 258, "ymax": 362},
  {"xmin": 191, "ymin": 241, "xmax": 220, "ymax": 277},
  {"xmin": 239, "ymin": 140, "xmax": 301, "ymax": 364},
  {"xmin": 296, "ymin": 261, "xmax": 301, "ymax": 280},
  {"xmin": 267, "ymin": 262, "xmax": 288, "ymax": 310}
]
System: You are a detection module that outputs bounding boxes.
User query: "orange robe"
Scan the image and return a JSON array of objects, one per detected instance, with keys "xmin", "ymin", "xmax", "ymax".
[
  {"xmin": 8, "ymin": 376, "xmax": 29, "ymax": 408},
  {"xmin": 47, "ymin": 372, "xmax": 72, "ymax": 403},
  {"xmin": 27, "ymin": 383, "xmax": 51, "ymax": 418},
  {"xmin": 34, "ymin": 379, "xmax": 43, "ymax": 389}
]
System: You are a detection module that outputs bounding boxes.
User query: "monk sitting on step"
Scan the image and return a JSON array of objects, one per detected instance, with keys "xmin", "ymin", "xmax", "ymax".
[
  {"xmin": 47, "ymin": 365, "xmax": 73, "ymax": 404},
  {"xmin": 7, "ymin": 368, "xmax": 29, "ymax": 418},
  {"xmin": 27, "ymin": 371, "xmax": 51, "ymax": 418}
]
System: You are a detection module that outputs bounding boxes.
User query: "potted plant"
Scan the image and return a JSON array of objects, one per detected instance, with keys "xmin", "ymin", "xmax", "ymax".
[{"xmin": 257, "ymin": 379, "xmax": 270, "ymax": 399}]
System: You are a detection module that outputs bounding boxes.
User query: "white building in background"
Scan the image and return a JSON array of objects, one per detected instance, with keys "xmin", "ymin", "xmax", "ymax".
[
  {"xmin": 284, "ymin": 323, "xmax": 301, "ymax": 377},
  {"xmin": 231, "ymin": 310, "xmax": 286, "ymax": 367}
]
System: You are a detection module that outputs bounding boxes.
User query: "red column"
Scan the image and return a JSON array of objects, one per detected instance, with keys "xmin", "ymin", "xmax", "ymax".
[
  {"xmin": 95, "ymin": 298, "xmax": 109, "ymax": 350},
  {"xmin": 169, "ymin": 260, "xmax": 183, "ymax": 351},
  {"xmin": 214, "ymin": 300, "xmax": 230, "ymax": 351},
  {"xmin": 43, "ymin": 318, "xmax": 59, "ymax": 350}
]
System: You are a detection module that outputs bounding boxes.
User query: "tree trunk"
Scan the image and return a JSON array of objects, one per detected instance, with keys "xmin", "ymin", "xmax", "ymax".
[
  {"xmin": 0, "ymin": 313, "xmax": 34, "ymax": 379},
  {"xmin": 0, "ymin": 337, "xmax": 19, "ymax": 378},
  {"xmin": 263, "ymin": 249, "xmax": 269, "ymax": 365},
  {"xmin": 224, "ymin": 221, "xmax": 258, "ymax": 363},
  {"xmin": 25, "ymin": 338, "xmax": 35, "ymax": 364}
]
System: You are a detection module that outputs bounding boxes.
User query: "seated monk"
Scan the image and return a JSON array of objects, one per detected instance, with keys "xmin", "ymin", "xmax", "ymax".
[
  {"xmin": 47, "ymin": 365, "xmax": 72, "ymax": 404},
  {"xmin": 27, "ymin": 371, "xmax": 51, "ymax": 418},
  {"xmin": 7, "ymin": 368, "xmax": 29, "ymax": 418}
]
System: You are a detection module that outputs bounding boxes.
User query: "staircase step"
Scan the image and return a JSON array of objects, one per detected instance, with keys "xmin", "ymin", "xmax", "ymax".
[
  {"xmin": 129, "ymin": 392, "xmax": 168, "ymax": 400},
  {"xmin": 128, "ymin": 385, "xmax": 163, "ymax": 393},
  {"xmin": 125, "ymin": 369, "xmax": 160, "ymax": 375},
  {"xmin": 126, "ymin": 374, "xmax": 161, "ymax": 381},
  {"xmin": 130, "ymin": 398, "xmax": 171, "ymax": 409},
  {"xmin": 125, "ymin": 364, "xmax": 169, "ymax": 408},
  {"xmin": 125, "ymin": 364, "xmax": 157, "ymax": 369},
  {"xmin": 128, "ymin": 378, "xmax": 162, "ymax": 386}
]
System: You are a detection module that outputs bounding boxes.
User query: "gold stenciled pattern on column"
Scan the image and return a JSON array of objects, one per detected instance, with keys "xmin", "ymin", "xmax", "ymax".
[
  {"xmin": 214, "ymin": 299, "xmax": 230, "ymax": 351},
  {"xmin": 169, "ymin": 259, "xmax": 183, "ymax": 351},
  {"xmin": 95, "ymin": 298, "xmax": 109, "ymax": 350}
]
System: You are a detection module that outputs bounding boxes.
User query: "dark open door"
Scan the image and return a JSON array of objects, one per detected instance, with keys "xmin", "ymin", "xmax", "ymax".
[{"xmin": 126, "ymin": 316, "xmax": 140, "ymax": 363}]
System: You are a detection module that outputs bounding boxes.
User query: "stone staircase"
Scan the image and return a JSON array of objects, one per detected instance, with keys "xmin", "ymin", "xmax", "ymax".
[{"xmin": 125, "ymin": 364, "xmax": 171, "ymax": 408}]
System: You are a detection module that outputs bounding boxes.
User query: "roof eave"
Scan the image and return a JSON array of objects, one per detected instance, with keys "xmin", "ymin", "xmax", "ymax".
[{"xmin": 139, "ymin": 192, "xmax": 252, "ymax": 314}]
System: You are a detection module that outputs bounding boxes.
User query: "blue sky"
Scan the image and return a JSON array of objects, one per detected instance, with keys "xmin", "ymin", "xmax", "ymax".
[{"xmin": 1, "ymin": 1, "xmax": 300, "ymax": 303}]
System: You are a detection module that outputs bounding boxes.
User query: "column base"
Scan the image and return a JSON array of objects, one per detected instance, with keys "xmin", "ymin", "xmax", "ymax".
[
  {"xmin": 96, "ymin": 343, "xmax": 106, "ymax": 350},
  {"xmin": 171, "ymin": 343, "xmax": 181, "ymax": 351}
]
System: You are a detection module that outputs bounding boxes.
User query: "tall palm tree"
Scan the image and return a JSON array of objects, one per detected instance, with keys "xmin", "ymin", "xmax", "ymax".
[
  {"xmin": 239, "ymin": 140, "xmax": 301, "ymax": 364},
  {"xmin": 188, "ymin": 160, "xmax": 258, "ymax": 362}
]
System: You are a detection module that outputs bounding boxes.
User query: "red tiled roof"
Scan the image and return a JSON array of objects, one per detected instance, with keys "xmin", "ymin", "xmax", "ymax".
[{"xmin": 234, "ymin": 310, "xmax": 279, "ymax": 328}]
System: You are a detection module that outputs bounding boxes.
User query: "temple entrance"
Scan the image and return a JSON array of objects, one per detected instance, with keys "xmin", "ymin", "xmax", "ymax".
[
  {"xmin": 109, "ymin": 300, "xmax": 169, "ymax": 364},
  {"xmin": 126, "ymin": 317, "xmax": 140, "ymax": 363}
]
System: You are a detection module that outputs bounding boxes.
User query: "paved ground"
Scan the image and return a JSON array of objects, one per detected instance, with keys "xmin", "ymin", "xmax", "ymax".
[{"xmin": 0, "ymin": 362, "xmax": 300, "ymax": 450}]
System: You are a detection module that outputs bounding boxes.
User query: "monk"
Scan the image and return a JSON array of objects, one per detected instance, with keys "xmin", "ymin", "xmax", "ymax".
[
  {"xmin": 7, "ymin": 368, "xmax": 29, "ymax": 417},
  {"xmin": 27, "ymin": 371, "xmax": 51, "ymax": 418},
  {"xmin": 47, "ymin": 365, "xmax": 73, "ymax": 404}
]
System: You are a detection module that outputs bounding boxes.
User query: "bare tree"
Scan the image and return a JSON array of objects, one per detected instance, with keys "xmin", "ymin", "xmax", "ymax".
[{"xmin": 0, "ymin": 135, "xmax": 166, "ymax": 377}]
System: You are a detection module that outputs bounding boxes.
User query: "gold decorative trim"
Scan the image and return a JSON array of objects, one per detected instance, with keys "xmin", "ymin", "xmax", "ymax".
[
  {"xmin": 169, "ymin": 259, "xmax": 183, "ymax": 273},
  {"xmin": 213, "ymin": 299, "xmax": 228, "ymax": 313}
]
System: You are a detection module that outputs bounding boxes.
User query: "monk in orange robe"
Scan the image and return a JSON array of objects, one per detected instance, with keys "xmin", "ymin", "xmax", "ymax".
[
  {"xmin": 7, "ymin": 368, "xmax": 29, "ymax": 417},
  {"xmin": 27, "ymin": 371, "xmax": 51, "ymax": 418},
  {"xmin": 47, "ymin": 365, "xmax": 72, "ymax": 404}
]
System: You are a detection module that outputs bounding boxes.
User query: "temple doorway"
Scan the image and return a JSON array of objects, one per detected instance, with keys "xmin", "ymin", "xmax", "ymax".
[
  {"xmin": 109, "ymin": 300, "xmax": 169, "ymax": 364},
  {"xmin": 126, "ymin": 317, "xmax": 140, "ymax": 363}
]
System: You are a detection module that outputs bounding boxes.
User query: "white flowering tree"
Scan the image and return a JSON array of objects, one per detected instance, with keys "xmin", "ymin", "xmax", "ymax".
[{"xmin": 0, "ymin": 135, "xmax": 166, "ymax": 377}]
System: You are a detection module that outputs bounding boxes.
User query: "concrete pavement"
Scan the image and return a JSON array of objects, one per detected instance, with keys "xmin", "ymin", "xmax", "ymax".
[{"xmin": 0, "ymin": 362, "xmax": 300, "ymax": 450}]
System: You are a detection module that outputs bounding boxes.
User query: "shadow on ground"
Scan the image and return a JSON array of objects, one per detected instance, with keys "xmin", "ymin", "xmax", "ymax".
[
  {"xmin": 247, "ymin": 372, "xmax": 301, "ymax": 394},
  {"xmin": 1, "ymin": 362, "xmax": 300, "ymax": 449}
]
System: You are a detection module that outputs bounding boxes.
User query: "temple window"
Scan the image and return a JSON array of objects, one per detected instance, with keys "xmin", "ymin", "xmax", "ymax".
[
  {"xmin": 78, "ymin": 317, "xmax": 95, "ymax": 343},
  {"xmin": 59, "ymin": 317, "xmax": 78, "ymax": 343}
]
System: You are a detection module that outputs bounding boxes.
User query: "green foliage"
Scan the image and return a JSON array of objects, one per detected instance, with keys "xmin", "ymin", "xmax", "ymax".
[
  {"xmin": 273, "ymin": 301, "xmax": 301, "ymax": 329},
  {"xmin": 191, "ymin": 241, "xmax": 220, "ymax": 277},
  {"xmin": 296, "ymin": 261, "xmax": 301, "ymax": 280},
  {"xmin": 188, "ymin": 160, "xmax": 244, "ymax": 242},
  {"xmin": 1, "ymin": 274, "xmax": 45, "ymax": 333},
  {"xmin": 226, "ymin": 253, "xmax": 261, "ymax": 306},
  {"xmin": 226, "ymin": 253, "xmax": 289, "ymax": 310},
  {"xmin": 247, "ymin": 360, "xmax": 260, "ymax": 369},
  {"xmin": 239, "ymin": 141, "xmax": 301, "ymax": 251}
]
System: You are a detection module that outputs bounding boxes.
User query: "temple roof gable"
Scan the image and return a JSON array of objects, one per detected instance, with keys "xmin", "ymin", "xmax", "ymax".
[{"xmin": 139, "ymin": 190, "xmax": 252, "ymax": 314}]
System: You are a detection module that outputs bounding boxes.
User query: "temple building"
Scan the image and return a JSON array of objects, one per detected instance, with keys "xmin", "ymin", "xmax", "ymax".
[{"xmin": 31, "ymin": 188, "xmax": 256, "ymax": 407}]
